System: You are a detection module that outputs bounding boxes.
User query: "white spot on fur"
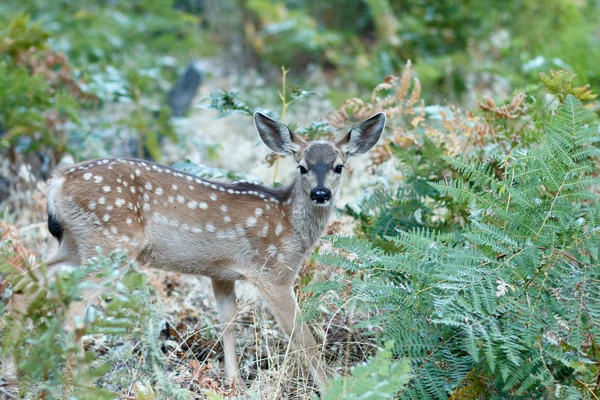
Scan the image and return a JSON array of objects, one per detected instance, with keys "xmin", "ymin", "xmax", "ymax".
[
  {"xmin": 224, "ymin": 216, "xmax": 231, "ymax": 223},
  {"xmin": 115, "ymin": 199, "xmax": 125, "ymax": 207},
  {"xmin": 103, "ymin": 185, "xmax": 111, "ymax": 192},
  {"xmin": 221, "ymin": 205, "xmax": 228, "ymax": 213},
  {"xmin": 98, "ymin": 196, "xmax": 106, "ymax": 205},
  {"xmin": 188, "ymin": 185, "xmax": 194, "ymax": 190},
  {"xmin": 246, "ymin": 217, "xmax": 257, "ymax": 228},
  {"xmin": 206, "ymin": 223, "xmax": 216, "ymax": 232},
  {"xmin": 145, "ymin": 182, "xmax": 153, "ymax": 191},
  {"xmin": 172, "ymin": 184, "xmax": 178, "ymax": 191},
  {"xmin": 143, "ymin": 203, "xmax": 150, "ymax": 212},
  {"xmin": 117, "ymin": 187, "xmax": 122, "ymax": 193},
  {"xmin": 168, "ymin": 196, "xmax": 175, "ymax": 204},
  {"xmin": 255, "ymin": 208, "xmax": 263, "ymax": 217},
  {"xmin": 188, "ymin": 201, "xmax": 198, "ymax": 209},
  {"xmin": 155, "ymin": 187, "xmax": 163, "ymax": 196},
  {"xmin": 260, "ymin": 224, "xmax": 268, "ymax": 237},
  {"xmin": 94, "ymin": 175, "xmax": 103, "ymax": 183},
  {"xmin": 130, "ymin": 186, "xmax": 136, "ymax": 193},
  {"xmin": 110, "ymin": 227, "xmax": 118, "ymax": 234},
  {"xmin": 135, "ymin": 169, "xmax": 141, "ymax": 176},
  {"xmin": 210, "ymin": 193, "xmax": 217, "ymax": 201},
  {"xmin": 235, "ymin": 224, "xmax": 245, "ymax": 236},
  {"xmin": 126, "ymin": 217, "xmax": 133, "ymax": 225},
  {"xmin": 89, "ymin": 201, "xmax": 97, "ymax": 210},
  {"xmin": 275, "ymin": 223, "xmax": 283, "ymax": 236},
  {"xmin": 106, "ymin": 205, "xmax": 113, "ymax": 211},
  {"xmin": 177, "ymin": 195, "xmax": 185, "ymax": 204},
  {"xmin": 83, "ymin": 172, "xmax": 92, "ymax": 180},
  {"xmin": 103, "ymin": 214, "xmax": 110, "ymax": 222},
  {"xmin": 199, "ymin": 201, "xmax": 208, "ymax": 210}
]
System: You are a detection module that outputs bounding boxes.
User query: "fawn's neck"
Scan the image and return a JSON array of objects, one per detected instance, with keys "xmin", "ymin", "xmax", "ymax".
[{"xmin": 287, "ymin": 178, "xmax": 334, "ymax": 252}]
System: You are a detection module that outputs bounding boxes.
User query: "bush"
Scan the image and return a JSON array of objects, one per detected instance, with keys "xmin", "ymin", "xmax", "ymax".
[{"xmin": 309, "ymin": 91, "xmax": 600, "ymax": 398}]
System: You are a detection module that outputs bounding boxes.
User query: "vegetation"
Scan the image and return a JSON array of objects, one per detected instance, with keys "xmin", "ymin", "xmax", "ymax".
[{"xmin": 1, "ymin": 0, "xmax": 599, "ymax": 399}]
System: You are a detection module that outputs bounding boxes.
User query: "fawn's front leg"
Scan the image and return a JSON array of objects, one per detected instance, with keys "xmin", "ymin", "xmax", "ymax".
[
  {"xmin": 257, "ymin": 282, "xmax": 328, "ymax": 390},
  {"xmin": 211, "ymin": 278, "xmax": 243, "ymax": 386}
]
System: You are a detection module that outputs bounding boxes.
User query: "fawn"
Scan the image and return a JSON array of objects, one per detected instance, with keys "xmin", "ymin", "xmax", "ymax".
[{"xmin": 4, "ymin": 111, "xmax": 386, "ymax": 390}]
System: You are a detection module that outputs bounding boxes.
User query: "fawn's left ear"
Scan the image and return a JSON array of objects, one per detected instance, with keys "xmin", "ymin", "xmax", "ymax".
[
  {"xmin": 337, "ymin": 112, "xmax": 386, "ymax": 156},
  {"xmin": 254, "ymin": 112, "xmax": 306, "ymax": 155}
]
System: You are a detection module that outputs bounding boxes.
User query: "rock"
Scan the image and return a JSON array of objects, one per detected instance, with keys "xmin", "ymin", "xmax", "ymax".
[{"xmin": 167, "ymin": 61, "xmax": 204, "ymax": 117}]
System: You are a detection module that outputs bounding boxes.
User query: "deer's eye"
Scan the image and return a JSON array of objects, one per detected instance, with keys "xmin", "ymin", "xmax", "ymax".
[
  {"xmin": 298, "ymin": 166, "xmax": 308, "ymax": 175},
  {"xmin": 334, "ymin": 164, "xmax": 344, "ymax": 174}
]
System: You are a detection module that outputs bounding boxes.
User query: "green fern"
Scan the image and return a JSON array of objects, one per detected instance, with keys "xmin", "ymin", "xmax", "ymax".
[
  {"xmin": 320, "ymin": 343, "xmax": 411, "ymax": 400},
  {"xmin": 314, "ymin": 95, "xmax": 600, "ymax": 399}
]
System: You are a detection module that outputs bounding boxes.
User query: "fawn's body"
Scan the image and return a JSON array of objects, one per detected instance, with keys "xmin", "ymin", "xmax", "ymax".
[{"xmin": 5, "ymin": 112, "xmax": 386, "ymax": 390}]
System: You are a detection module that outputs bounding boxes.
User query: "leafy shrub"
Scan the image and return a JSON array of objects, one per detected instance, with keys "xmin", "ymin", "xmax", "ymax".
[
  {"xmin": 0, "ymin": 15, "xmax": 83, "ymax": 164},
  {"xmin": 0, "ymin": 239, "xmax": 187, "ymax": 398},
  {"xmin": 321, "ymin": 344, "xmax": 411, "ymax": 400},
  {"xmin": 309, "ymin": 94, "xmax": 600, "ymax": 398}
]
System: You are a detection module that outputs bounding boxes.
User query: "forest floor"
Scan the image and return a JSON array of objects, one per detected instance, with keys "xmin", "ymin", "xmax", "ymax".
[{"xmin": 2, "ymin": 60, "xmax": 381, "ymax": 399}]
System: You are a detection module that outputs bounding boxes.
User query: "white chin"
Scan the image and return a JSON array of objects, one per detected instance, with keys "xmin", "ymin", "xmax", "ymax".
[{"xmin": 312, "ymin": 200, "xmax": 331, "ymax": 207}]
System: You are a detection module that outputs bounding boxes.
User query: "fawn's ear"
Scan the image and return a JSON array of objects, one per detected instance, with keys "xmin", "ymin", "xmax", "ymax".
[
  {"xmin": 254, "ymin": 112, "xmax": 306, "ymax": 155},
  {"xmin": 337, "ymin": 112, "xmax": 386, "ymax": 156}
]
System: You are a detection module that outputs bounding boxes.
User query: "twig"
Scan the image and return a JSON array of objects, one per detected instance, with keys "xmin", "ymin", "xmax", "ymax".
[{"xmin": 0, "ymin": 385, "xmax": 17, "ymax": 399}]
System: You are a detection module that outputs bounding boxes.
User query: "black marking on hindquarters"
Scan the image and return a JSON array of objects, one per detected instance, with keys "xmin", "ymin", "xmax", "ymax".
[{"xmin": 47, "ymin": 212, "xmax": 64, "ymax": 243}]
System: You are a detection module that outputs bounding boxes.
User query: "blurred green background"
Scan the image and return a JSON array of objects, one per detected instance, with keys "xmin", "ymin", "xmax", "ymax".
[{"xmin": 2, "ymin": 0, "xmax": 599, "ymax": 171}]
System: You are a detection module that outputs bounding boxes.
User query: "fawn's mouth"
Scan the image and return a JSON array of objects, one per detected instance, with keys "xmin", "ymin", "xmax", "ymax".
[{"xmin": 312, "ymin": 199, "xmax": 331, "ymax": 207}]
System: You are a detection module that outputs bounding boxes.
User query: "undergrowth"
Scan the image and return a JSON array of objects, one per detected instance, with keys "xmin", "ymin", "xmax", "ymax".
[{"xmin": 306, "ymin": 92, "xmax": 600, "ymax": 398}]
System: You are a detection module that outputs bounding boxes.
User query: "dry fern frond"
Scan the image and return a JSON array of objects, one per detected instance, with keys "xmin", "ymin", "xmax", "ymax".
[
  {"xmin": 396, "ymin": 60, "xmax": 413, "ymax": 101},
  {"xmin": 0, "ymin": 222, "xmax": 38, "ymax": 272},
  {"xmin": 478, "ymin": 92, "xmax": 526, "ymax": 119},
  {"xmin": 329, "ymin": 60, "xmax": 421, "ymax": 129},
  {"xmin": 15, "ymin": 48, "xmax": 95, "ymax": 100}
]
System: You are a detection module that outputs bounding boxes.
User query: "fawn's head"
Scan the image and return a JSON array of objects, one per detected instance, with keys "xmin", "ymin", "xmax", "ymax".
[{"xmin": 254, "ymin": 112, "xmax": 386, "ymax": 206}]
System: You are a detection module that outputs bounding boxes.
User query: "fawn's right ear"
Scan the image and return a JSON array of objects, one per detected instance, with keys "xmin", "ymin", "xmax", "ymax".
[{"xmin": 254, "ymin": 112, "xmax": 306, "ymax": 156}]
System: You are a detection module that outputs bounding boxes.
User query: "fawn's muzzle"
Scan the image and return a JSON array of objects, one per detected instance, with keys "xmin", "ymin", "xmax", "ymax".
[{"xmin": 310, "ymin": 187, "xmax": 331, "ymax": 204}]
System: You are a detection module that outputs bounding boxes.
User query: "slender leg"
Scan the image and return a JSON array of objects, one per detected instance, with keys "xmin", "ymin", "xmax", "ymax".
[
  {"xmin": 211, "ymin": 278, "xmax": 242, "ymax": 385},
  {"xmin": 257, "ymin": 283, "xmax": 328, "ymax": 390}
]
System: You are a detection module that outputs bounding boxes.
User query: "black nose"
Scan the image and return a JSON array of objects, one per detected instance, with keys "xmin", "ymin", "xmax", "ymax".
[{"xmin": 310, "ymin": 187, "xmax": 331, "ymax": 203}]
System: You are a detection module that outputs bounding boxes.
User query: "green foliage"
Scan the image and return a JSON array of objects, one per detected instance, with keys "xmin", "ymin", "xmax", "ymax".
[
  {"xmin": 540, "ymin": 68, "xmax": 598, "ymax": 102},
  {"xmin": 0, "ymin": 13, "xmax": 48, "ymax": 56},
  {"xmin": 206, "ymin": 89, "xmax": 256, "ymax": 118},
  {"xmin": 0, "ymin": 245, "xmax": 188, "ymax": 398},
  {"xmin": 0, "ymin": 0, "xmax": 206, "ymax": 67},
  {"xmin": 321, "ymin": 344, "xmax": 411, "ymax": 400},
  {"xmin": 246, "ymin": 0, "xmax": 344, "ymax": 69},
  {"xmin": 0, "ymin": 14, "xmax": 80, "ymax": 161},
  {"xmin": 124, "ymin": 69, "xmax": 177, "ymax": 161},
  {"xmin": 311, "ymin": 95, "xmax": 600, "ymax": 398}
]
